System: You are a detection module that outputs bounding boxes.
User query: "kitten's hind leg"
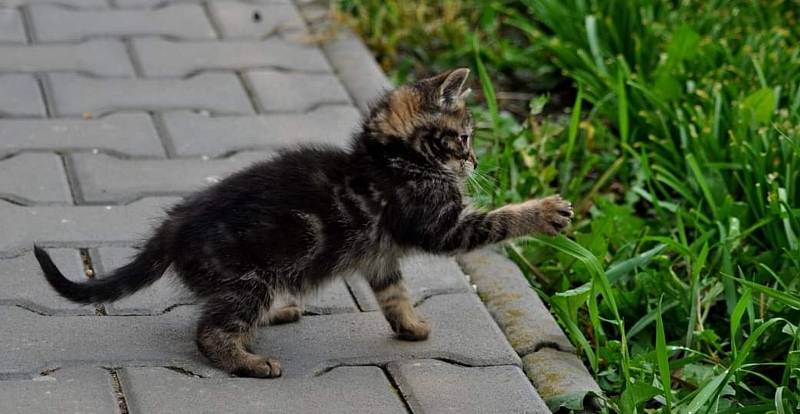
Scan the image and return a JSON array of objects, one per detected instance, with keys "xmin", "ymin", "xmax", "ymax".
[
  {"xmin": 260, "ymin": 294, "xmax": 303, "ymax": 326},
  {"xmin": 367, "ymin": 261, "xmax": 430, "ymax": 341},
  {"xmin": 196, "ymin": 289, "xmax": 282, "ymax": 378}
]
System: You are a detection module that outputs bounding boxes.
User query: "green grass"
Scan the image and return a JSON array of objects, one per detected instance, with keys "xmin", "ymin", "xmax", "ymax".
[{"xmin": 340, "ymin": 0, "xmax": 800, "ymax": 412}]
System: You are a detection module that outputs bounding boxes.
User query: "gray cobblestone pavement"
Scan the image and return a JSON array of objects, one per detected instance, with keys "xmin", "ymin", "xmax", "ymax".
[{"xmin": 0, "ymin": 1, "xmax": 578, "ymax": 412}]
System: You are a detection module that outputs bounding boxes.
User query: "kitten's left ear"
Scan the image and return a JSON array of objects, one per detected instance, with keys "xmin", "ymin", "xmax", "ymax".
[{"xmin": 437, "ymin": 68, "xmax": 471, "ymax": 107}]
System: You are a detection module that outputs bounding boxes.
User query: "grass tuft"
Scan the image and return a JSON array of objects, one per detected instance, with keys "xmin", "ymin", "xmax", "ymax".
[{"xmin": 340, "ymin": 0, "xmax": 800, "ymax": 411}]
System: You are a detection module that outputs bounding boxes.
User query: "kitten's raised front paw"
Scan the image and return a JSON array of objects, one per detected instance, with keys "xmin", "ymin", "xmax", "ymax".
[
  {"xmin": 395, "ymin": 319, "xmax": 431, "ymax": 341},
  {"xmin": 532, "ymin": 195, "xmax": 573, "ymax": 235}
]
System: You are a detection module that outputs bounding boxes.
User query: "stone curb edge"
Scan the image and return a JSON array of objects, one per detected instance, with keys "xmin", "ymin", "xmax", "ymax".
[
  {"xmin": 295, "ymin": 3, "xmax": 605, "ymax": 412},
  {"xmin": 458, "ymin": 249, "xmax": 604, "ymax": 413}
]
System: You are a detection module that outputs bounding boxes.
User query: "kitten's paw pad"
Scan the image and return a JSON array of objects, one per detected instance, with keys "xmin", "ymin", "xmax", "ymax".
[
  {"xmin": 266, "ymin": 305, "xmax": 303, "ymax": 325},
  {"xmin": 396, "ymin": 319, "xmax": 431, "ymax": 341},
  {"xmin": 233, "ymin": 357, "xmax": 282, "ymax": 378},
  {"xmin": 537, "ymin": 195, "xmax": 573, "ymax": 235}
]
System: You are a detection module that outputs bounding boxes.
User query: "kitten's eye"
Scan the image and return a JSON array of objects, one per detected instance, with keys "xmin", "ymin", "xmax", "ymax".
[{"xmin": 459, "ymin": 134, "xmax": 470, "ymax": 146}]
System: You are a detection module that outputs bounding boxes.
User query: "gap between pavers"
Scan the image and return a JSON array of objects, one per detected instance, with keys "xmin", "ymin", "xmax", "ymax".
[{"xmin": 299, "ymin": 3, "xmax": 606, "ymax": 411}]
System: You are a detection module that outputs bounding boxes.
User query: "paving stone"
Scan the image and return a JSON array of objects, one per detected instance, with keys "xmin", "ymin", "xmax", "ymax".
[
  {"xmin": 0, "ymin": 9, "xmax": 26, "ymax": 43},
  {"xmin": 388, "ymin": 359, "xmax": 550, "ymax": 414},
  {"xmin": 347, "ymin": 255, "xmax": 471, "ymax": 312},
  {"xmin": 0, "ymin": 293, "xmax": 518, "ymax": 376},
  {"xmin": 48, "ymin": 73, "xmax": 254, "ymax": 116},
  {"xmin": 321, "ymin": 30, "xmax": 393, "ymax": 114},
  {"xmin": 132, "ymin": 38, "xmax": 330, "ymax": 77},
  {"xmin": 90, "ymin": 246, "xmax": 358, "ymax": 315},
  {"xmin": 252, "ymin": 293, "xmax": 519, "ymax": 377},
  {"xmin": 3, "ymin": 0, "xmax": 108, "ymax": 7},
  {"xmin": 0, "ymin": 40, "xmax": 134, "ymax": 76},
  {"xmin": 29, "ymin": 4, "xmax": 215, "ymax": 41},
  {"xmin": 209, "ymin": 0, "xmax": 306, "ymax": 39},
  {"xmin": 116, "ymin": 0, "xmax": 292, "ymax": 7},
  {"xmin": 0, "ymin": 153, "xmax": 71, "ymax": 204},
  {"xmin": 0, "ymin": 305, "xmax": 199, "ymax": 376},
  {"xmin": 246, "ymin": 70, "xmax": 351, "ymax": 112},
  {"xmin": 0, "ymin": 114, "xmax": 165, "ymax": 158},
  {"xmin": 0, "ymin": 368, "xmax": 118, "ymax": 414},
  {"xmin": 458, "ymin": 248, "xmax": 576, "ymax": 354},
  {"xmin": 0, "ymin": 75, "xmax": 45, "ymax": 117},
  {"xmin": 0, "ymin": 197, "xmax": 179, "ymax": 256},
  {"xmin": 162, "ymin": 106, "xmax": 360, "ymax": 157},
  {"xmin": 522, "ymin": 348, "xmax": 604, "ymax": 412},
  {"xmin": 302, "ymin": 278, "xmax": 358, "ymax": 314},
  {"xmin": 69, "ymin": 151, "xmax": 269, "ymax": 203},
  {"xmin": 120, "ymin": 366, "xmax": 406, "ymax": 414},
  {"xmin": 0, "ymin": 248, "xmax": 94, "ymax": 315}
]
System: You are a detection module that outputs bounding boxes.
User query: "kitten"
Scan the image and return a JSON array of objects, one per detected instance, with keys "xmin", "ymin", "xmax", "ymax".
[{"xmin": 34, "ymin": 68, "xmax": 572, "ymax": 378}]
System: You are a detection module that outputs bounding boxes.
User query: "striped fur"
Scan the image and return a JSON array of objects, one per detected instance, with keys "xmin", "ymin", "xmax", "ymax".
[{"xmin": 34, "ymin": 68, "xmax": 572, "ymax": 377}]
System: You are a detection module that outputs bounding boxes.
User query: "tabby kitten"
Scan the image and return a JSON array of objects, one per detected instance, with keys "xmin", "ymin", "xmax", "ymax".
[{"xmin": 35, "ymin": 68, "xmax": 572, "ymax": 378}]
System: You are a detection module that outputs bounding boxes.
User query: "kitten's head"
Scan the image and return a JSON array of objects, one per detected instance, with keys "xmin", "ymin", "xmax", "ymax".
[{"xmin": 366, "ymin": 68, "xmax": 476, "ymax": 177}]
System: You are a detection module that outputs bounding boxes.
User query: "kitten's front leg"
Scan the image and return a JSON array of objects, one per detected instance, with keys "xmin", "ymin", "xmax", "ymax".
[{"xmin": 367, "ymin": 263, "xmax": 430, "ymax": 341}]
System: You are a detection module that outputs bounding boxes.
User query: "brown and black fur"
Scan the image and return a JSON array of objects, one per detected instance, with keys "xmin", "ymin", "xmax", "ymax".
[{"xmin": 34, "ymin": 68, "xmax": 572, "ymax": 378}]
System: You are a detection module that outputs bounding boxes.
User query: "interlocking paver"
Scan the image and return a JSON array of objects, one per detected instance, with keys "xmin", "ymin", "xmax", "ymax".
[
  {"xmin": 388, "ymin": 359, "xmax": 550, "ymax": 414},
  {"xmin": 0, "ymin": 368, "xmax": 118, "ymax": 414},
  {"xmin": 245, "ymin": 70, "xmax": 351, "ymax": 112},
  {"xmin": 0, "ymin": 40, "xmax": 134, "ymax": 76},
  {"xmin": 4, "ymin": 0, "xmax": 108, "ymax": 7},
  {"xmin": 458, "ymin": 249, "xmax": 576, "ymax": 354},
  {"xmin": 90, "ymin": 246, "xmax": 358, "ymax": 315},
  {"xmin": 0, "ymin": 9, "xmax": 26, "ymax": 43},
  {"xmin": 47, "ymin": 73, "xmax": 254, "ymax": 116},
  {"xmin": 132, "ymin": 38, "xmax": 330, "ymax": 77},
  {"xmin": 116, "ymin": 0, "xmax": 292, "ymax": 7},
  {"xmin": 162, "ymin": 107, "xmax": 360, "ymax": 157},
  {"xmin": 0, "ymin": 153, "xmax": 71, "ymax": 204},
  {"xmin": 250, "ymin": 293, "xmax": 519, "ymax": 377},
  {"xmin": 0, "ymin": 114, "xmax": 165, "ymax": 157},
  {"xmin": 0, "ymin": 294, "xmax": 518, "ymax": 376},
  {"xmin": 347, "ymin": 255, "xmax": 471, "ymax": 312},
  {"xmin": 120, "ymin": 366, "xmax": 406, "ymax": 414},
  {"xmin": 0, "ymin": 197, "xmax": 178, "ymax": 256},
  {"xmin": 0, "ymin": 249, "xmax": 93, "ymax": 315},
  {"xmin": 321, "ymin": 31, "xmax": 394, "ymax": 113},
  {"xmin": 29, "ymin": 4, "xmax": 215, "ymax": 41},
  {"xmin": 0, "ymin": 75, "xmax": 45, "ymax": 117},
  {"xmin": 209, "ymin": 0, "xmax": 306, "ymax": 39},
  {"xmin": 69, "ymin": 151, "xmax": 269, "ymax": 203}
]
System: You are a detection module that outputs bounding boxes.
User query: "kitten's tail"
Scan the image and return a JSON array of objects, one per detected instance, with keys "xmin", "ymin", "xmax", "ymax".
[{"xmin": 34, "ymin": 226, "xmax": 173, "ymax": 304}]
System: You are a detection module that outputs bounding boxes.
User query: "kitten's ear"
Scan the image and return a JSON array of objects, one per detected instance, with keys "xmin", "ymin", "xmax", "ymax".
[{"xmin": 435, "ymin": 68, "xmax": 471, "ymax": 107}]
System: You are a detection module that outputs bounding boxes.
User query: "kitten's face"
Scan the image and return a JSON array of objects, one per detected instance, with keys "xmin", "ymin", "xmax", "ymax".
[{"xmin": 369, "ymin": 68, "xmax": 477, "ymax": 178}]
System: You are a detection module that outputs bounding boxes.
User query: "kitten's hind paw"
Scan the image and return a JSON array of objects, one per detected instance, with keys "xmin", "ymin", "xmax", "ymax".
[
  {"xmin": 232, "ymin": 357, "xmax": 282, "ymax": 378},
  {"xmin": 396, "ymin": 319, "xmax": 431, "ymax": 341},
  {"xmin": 262, "ymin": 305, "xmax": 303, "ymax": 326}
]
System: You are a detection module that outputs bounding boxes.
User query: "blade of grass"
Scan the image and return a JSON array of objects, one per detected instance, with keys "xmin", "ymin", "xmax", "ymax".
[
  {"xmin": 473, "ymin": 35, "xmax": 499, "ymax": 137},
  {"xmin": 724, "ymin": 275, "xmax": 800, "ymax": 309},
  {"xmin": 565, "ymin": 85, "xmax": 584, "ymax": 162},
  {"xmin": 656, "ymin": 297, "xmax": 673, "ymax": 413},
  {"xmin": 616, "ymin": 67, "xmax": 630, "ymax": 148},
  {"xmin": 685, "ymin": 243, "xmax": 709, "ymax": 349}
]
